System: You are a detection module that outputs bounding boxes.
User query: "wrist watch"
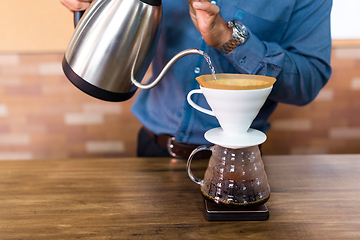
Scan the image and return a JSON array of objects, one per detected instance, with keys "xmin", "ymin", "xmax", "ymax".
[{"xmin": 219, "ymin": 20, "xmax": 249, "ymax": 54}]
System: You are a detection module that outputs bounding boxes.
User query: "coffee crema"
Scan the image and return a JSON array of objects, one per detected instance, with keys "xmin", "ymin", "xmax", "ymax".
[{"xmin": 196, "ymin": 74, "xmax": 276, "ymax": 90}]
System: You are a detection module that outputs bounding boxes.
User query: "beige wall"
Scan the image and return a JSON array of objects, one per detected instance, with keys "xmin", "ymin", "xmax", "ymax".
[
  {"xmin": 0, "ymin": 0, "xmax": 74, "ymax": 53},
  {"xmin": 1, "ymin": 1, "xmax": 359, "ymax": 53}
]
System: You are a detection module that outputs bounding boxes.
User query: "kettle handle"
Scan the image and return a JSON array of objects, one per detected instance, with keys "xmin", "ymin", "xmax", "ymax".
[
  {"xmin": 186, "ymin": 145, "xmax": 213, "ymax": 185},
  {"xmin": 74, "ymin": 11, "xmax": 85, "ymax": 27}
]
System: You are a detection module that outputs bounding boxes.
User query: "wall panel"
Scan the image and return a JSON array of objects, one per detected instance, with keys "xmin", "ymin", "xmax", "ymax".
[{"xmin": 0, "ymin": 1, "xmax": 73, "ymax": 53}]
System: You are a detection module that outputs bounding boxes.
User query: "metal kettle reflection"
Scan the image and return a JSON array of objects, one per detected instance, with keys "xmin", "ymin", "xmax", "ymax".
[{"xmin": 62, "ymin": 0, "xmax": 207, "ymax": 102}]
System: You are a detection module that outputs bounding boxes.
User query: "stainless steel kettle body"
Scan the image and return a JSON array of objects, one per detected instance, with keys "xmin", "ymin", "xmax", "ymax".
[
  {"xmin": 62, "ymin": 0, "xmax": 162, "ymax": 101},
  {"xmin": 62, "ymin": 0, "xmax": 205, "ymax": 102}
]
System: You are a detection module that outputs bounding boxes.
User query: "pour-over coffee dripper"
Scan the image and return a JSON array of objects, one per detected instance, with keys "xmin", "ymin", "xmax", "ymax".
[
  {"xmin": 186, "ymin": 74, "xmax": 276, "ymax": 221},
  {"xmin": 187, "ymin": 74, "xmax": 275, "ymax": 148}
]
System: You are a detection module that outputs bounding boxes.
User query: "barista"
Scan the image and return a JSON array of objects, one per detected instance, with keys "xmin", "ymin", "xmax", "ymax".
[{"xmin": 60, "ymin": 0, "xmax": 332, "ymax": 158}]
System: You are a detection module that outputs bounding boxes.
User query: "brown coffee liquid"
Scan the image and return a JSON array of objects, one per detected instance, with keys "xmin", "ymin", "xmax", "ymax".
[
  {"xmin": 196, "ymin": 73, "xmax": 276, "ymax": 90},
  {"xmin": 201, "ymin": 188, "xmax": 270, "ymax": 209}
]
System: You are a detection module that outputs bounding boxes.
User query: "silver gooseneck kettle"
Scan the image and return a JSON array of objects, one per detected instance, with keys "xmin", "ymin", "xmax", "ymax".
[{"xmin": 62, "ymin": 0, "xmax": 205, "ymax": 102}]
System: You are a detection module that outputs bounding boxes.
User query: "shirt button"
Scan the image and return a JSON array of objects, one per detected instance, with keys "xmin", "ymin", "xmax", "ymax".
[
  {"xmin": 239, "ymin": 59, "xmax": 245, "ymax": 65},
  {"xmin": 211, "ymin": 1, "xmax": 217, "ymax": 5},
  {"xmin": 194, "ymin": 67, "xmax": 201, "ymax": 74}
]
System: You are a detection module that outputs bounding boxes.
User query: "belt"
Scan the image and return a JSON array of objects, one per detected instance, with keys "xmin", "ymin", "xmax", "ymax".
[{"xmin": 143, "ymin": 127, "xmax": 212, "ymax": 159}]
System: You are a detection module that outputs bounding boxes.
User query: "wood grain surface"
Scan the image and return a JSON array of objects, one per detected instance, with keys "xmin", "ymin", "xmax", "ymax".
[{"xmin": 0, "ymin": 155, "xmax": 360, "ymax": 239}]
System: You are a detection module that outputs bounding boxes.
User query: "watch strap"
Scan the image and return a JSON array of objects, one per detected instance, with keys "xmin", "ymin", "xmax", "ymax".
[{"xmin": 219, "ymin": 20, "xmax": 248, "ymax": 54}]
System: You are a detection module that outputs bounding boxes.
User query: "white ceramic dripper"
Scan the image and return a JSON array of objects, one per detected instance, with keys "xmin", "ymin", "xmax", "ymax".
[{"xmin": 187, "ymin": 74, "xmax": 275, "ymax": 148}]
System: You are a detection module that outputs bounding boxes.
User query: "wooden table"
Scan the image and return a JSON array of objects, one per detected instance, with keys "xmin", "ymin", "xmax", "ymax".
[{"xmin": 1, "ymin": 155, "xmax": 360, "ymax": 239}]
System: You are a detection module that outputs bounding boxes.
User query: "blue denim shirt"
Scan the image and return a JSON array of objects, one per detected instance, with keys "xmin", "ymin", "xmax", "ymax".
[{"xmin": 131, "ymin": 0, "xmax": 332, "ymax": 145}]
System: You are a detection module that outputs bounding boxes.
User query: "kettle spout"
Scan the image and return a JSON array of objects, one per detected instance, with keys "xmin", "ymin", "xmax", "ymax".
[{"xmin": 131, "ymin": 48, "xmax": 206, "ymax": 90}]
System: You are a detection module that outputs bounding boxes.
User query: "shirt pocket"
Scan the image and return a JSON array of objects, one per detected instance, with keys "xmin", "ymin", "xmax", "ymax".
[{"xmin": 222, "ymin": 0, "xmax": 296, "ymax": 43}]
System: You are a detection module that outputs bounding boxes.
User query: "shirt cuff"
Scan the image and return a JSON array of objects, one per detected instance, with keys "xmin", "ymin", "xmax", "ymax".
[{"xmin": 222, "ymin": 29, "xmax": 267, "ymax": 75}]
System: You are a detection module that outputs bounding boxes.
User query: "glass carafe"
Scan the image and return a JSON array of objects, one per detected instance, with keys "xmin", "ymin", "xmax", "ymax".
[{"xmin": 187, "ymin": 144, "xmax": 270, "ymax": 208}]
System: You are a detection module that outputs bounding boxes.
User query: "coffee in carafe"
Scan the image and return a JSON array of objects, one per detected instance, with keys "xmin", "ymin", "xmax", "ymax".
[{"xmin": 188, "ymin": 144, "xmax": 270, "ymax": 208}]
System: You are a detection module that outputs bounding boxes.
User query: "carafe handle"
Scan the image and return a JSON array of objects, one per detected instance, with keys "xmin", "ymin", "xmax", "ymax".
[
  {"xmin": 187, "ymin": 89, "xmax": 215, "ymax": 116},
  {"xmin": 186, "ymin": 145, "xmax": 213, "ymax": 185}
]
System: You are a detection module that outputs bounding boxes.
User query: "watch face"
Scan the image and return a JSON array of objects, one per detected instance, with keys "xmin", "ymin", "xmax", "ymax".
[
  {"xmin": 220, "ymin": 20, "xmax": 249, "ymax": 54},
  {"xmin": 233, "ymin": 20, "xmax": 249, "ymax": 38}
]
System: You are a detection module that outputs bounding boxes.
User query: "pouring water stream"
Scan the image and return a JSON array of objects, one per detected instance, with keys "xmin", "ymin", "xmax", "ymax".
[
  {"xmin": 202, "ymin": 52, "xmax": 217, "ymax": 82},
  {"xmin": 131, "ymin": 49, "xmax": 217, "ymax": 89}
]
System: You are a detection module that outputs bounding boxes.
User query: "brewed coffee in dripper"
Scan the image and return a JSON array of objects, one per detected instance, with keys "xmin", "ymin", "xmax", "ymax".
[{"xmin": 196, "ymin": 73, "xmax": 276, "ymax": 90}]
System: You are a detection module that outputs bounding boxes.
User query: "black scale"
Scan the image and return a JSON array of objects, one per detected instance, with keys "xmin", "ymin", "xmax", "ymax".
[{"xmin": 204, "ymin": 199, "xmax": 269, "ymax": 221}]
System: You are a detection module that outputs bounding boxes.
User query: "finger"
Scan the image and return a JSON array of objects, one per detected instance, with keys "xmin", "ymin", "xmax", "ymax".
[
  {"xmin": 192, "ymin": 1, "xmax": 219, "ymax": 15},
  {"xmin": 60, "ymin": 0, "xmax": 92, "ymax": 11}
]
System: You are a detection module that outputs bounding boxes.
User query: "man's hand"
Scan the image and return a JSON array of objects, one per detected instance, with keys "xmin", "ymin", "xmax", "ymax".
[
  {"xmin": 60, "ymin": 0, "xmax": 93, "ymax": 11},
  {"xmin": 187, "ymin": 0, "xmax": 232, "ymax": 49}
]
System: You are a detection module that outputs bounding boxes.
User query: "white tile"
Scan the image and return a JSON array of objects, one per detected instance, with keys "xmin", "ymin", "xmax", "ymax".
[
  {"xmin": 314, "ymin": 89, "xmax": 334, "ymax": 101},
  {"xmin": 45, "ymin": 104, "xmax": 78, "ymax": 114},
  {"xmin": 334, "ymin": 48, "xmax": 360, "ymax": 59},
  {"xmin": 0, "ymin": 104, "xmax": 8, "ymax": 117},
  {"xmin": 64, "ymin": 113, "xmax": 104, "ymax": 125},
  {"xmin": 2, "ymin": 65, "xmax": 39, "ymax": 75},
  {"xmin": 350, "ymin": 77, "xmax": 360, "ymax": 90},
  {"xmin": 83, "ymin": 103, "xmax": 122, "ymax": 114},
  {"xmin": 329, "ymin": 128, "xmax": 360, "ymax": 139},
  {"xmin": 38, "ymin": 62, "xmax": 63, "ymax": 75},
  {"xmin": 42, "ymin": 85, "xmax": 61, "ymax": 95},
  {"xmin": 272, "ymin": 119, "xmax": 312, "ymax": 131},
  {"xmin": 0, "ymin": 152, "xmax": 33, "ymax": 160},
  {"xmin": 0, "ymin": 134, "xmax": 31, "ymax": 146},
  {"xmin": 85, "ymin": 141, "xmax": 125, "ymax": 153},
  {"xmin": 0, "ymin": 54, "xmax": 20, "ymax": 66},
  {"xmin": 0, "ymin": 77, "xmax": 22, "ymax": 86}
]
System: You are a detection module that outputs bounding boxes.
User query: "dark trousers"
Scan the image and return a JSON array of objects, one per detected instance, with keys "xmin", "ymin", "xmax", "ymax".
[
  {"xmin": 137, "ymin": 127, "xmax": 262, "ymax": 157},
  {"xmin": 137, "ymin": 127, "xmax": 171, "ymax": 157}
]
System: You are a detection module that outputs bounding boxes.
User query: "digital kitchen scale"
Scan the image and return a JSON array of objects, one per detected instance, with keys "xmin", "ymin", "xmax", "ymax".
[{"xmin": 204, "ymin": 199, "xmax": 269, "ymax": 221}]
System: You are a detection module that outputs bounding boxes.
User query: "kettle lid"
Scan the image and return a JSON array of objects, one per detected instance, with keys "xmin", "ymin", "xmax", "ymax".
[{"xmin": 141, "ymin": 0, "xmax": 161, "ymax": 6}]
